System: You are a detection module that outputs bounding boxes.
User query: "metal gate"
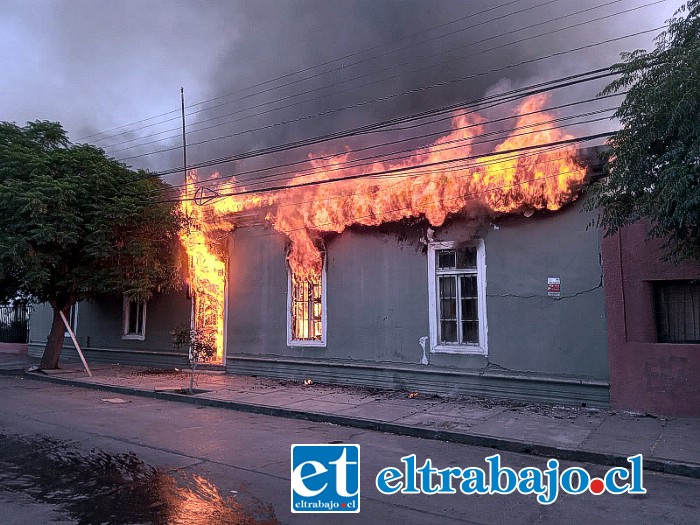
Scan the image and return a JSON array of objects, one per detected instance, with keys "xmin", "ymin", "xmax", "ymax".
[{"xmin": 0, "ymin": 304, "xmax": 30, "ymax": 344}]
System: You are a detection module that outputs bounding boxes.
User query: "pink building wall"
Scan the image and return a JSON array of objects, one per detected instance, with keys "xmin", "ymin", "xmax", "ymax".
[{"xmin": 602, "ymin": 221, "xmax": 700, "ymax": 416}]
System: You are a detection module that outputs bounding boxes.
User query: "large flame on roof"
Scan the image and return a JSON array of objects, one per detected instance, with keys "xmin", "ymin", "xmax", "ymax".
[{"xmin": 179, "ymin": 94, "xmax": 587, "ymax": 361}]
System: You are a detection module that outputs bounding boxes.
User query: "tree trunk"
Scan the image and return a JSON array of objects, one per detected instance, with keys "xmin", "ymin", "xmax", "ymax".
[{"xmin": 40, "ymin": 305, "xmax": 70, "ymax": 370}]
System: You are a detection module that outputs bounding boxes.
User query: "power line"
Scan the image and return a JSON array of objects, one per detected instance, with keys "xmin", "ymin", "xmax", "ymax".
[
  {"xmin": 206, "ymin": 146, "xmax": 573, "ymax": 230},
  {"xmin": 243, "ymin": 163, "xmax": 596, "ymax": 240},
  {"xmin": 104, "ymin": 0, "xmax": 646, "ymax": 154},
  {"xmin": 140, "ymin": 89, "xmax": 620, "ymax": 196},
  {"xmin": 176, "ymin": 144, "xmax": 591, "ymax": 242},
  {"xmin": 141, "ymin": 98, "xmax": 618, "ymax": 198},
  {"xmin": 102, "ymin": 0, "xmax": 637, "ymax": 153},
  {"xmin": 177, "ymin": 123, "xmax": 610, "ymax": 205},
  {"xmin": 168, "ymin": 132, "xmax": 613, "ymax": 204},
  {"xmin": 126, "ymin": 67, "xmax": 617, "ymax": 181},
  {"xmin": 116, "ymin": 26, "xmax": 660, "ymax": 166},
  {"xmin": 218, "ymin": 112, "xmax": 613, "ymax": 192},
  {"xmin": 96, "ymin": 0, "xmax": 573, "ymax": 149},
  {"xmin": 106, "ymin": 0, "xmax": 664, "ymax": 159},
  {"xmin": 196, "ymin": 147, "xmax": 588, "ymax": 217},
  {"xmin": 174, "ymin": 144, "xmax": 578, "ymax": 233},
  {"xmin": 145, "ymin": 109, "xmax": 613, "ymax": 200},
  {"xmin": 75, "ymin": 0, "xmax": 531, "ymax": 143}
]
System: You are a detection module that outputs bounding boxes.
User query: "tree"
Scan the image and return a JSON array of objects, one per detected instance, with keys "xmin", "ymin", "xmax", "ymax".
[
  {"xmin": 0, "ymin": 120, "xmax": 181, "ymax": 369},
  {"xmin": 589, "ymin": 1, "xmax": 700, "ymax": 261},
  {"xmin": 171, "ymin": 325, "xmax": 216, "ymax": 395}
]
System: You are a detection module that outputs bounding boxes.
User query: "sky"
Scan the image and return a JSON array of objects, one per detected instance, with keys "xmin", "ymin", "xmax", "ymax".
[{"xmin": 0, "ymin": 0, "xmax": 679, "ymax": 180}]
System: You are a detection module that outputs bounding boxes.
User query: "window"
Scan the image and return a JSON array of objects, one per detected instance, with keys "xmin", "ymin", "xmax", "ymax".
[
  {"xmin": 654, "ymin": 281, "xmax": 700, "ymax": 344},
  {"xmin": 287, "ymin": 259, "xmax": 326, "ymax": 347},
  {"xmin": 122, "ymin": 298, "xmax": 146, "ymax": 340},
  {"xmin": 428, "ymin": 240, "xmax": 487, "ymax": 354},
  {"xmin": 64, "ymin": 303, "xmax": 78, "ymax": 337}
]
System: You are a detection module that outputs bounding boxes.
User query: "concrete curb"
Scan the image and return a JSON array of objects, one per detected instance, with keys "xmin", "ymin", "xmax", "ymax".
[
  {"xmin": 0, "ymin": 367, "xmax": 30, "ymax": 376},
  {"xmin": 17, "ymin": 370, "xmax": 700, "ymax": 480}
]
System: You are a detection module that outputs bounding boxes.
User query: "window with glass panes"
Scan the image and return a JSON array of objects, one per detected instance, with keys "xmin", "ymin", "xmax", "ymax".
[
  {"xmin": 123, "ymin": 298, "xmax": 146, "ymax": 338},
  {"xmin": 435, "ymin": 246, "xmax": 480, "ymax": 345},
  {"xmin": 653, "ymin": 281, "xmax": 700, "ymax": 343}
]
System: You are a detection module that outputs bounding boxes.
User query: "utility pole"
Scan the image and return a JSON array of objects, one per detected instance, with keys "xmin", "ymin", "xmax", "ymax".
[
  {"xmin": 181, "ymin": 87, "xmax": 188, "ymax": 192},
  {"xmin": 182, "ymin": 86, "xmax": 196, "ymax": 351}
]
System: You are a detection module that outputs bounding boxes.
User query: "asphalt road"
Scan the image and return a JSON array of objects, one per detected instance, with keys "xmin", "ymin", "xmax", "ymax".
[{"xmin": 0, "ymin": 375, "xmax": 697, "ymax": 524}]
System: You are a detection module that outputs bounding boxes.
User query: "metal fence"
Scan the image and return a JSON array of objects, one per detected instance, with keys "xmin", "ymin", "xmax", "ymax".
[{"xmin": 0, "ymin": 305, "xmax": 30, "ymax": 344}]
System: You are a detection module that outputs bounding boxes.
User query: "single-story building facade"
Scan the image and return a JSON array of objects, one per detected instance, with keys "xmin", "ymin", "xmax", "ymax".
[
  {"xmin": 28, "ymin": 147, "xmax": 700, "ymax": 414},
  {"xmin": 30, "ymin": 182, "xmax": 611, "ymax": 408}
]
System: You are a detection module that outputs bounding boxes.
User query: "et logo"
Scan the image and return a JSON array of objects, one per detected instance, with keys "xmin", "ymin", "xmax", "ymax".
[{"xmin": 290, "ymin": 444, "xmax": 360, "ymax": 513}]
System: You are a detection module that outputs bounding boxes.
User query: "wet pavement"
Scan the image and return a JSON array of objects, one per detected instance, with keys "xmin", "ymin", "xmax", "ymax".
[
  {"xmin": 0, "ymin": 433, "xmax": 278, "ymax": 524},
  {"xmin": 1, "ymin": 375, "xmax": 699, "ymax": 524},
  {"xmin": 4, "ymin": 356, "xmax": 697, "ymax": 478}
]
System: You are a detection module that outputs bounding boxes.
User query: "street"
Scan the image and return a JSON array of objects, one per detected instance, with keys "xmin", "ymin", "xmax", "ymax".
[{"xmin": 0, "ymin": 375, "xmax": 697, "ymax": 524}]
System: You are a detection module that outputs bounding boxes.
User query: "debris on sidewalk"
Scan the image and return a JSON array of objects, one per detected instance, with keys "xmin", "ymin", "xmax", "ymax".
[{"xmin": 101, "ymin": 397, "xmax": 129, "ymax": 404}]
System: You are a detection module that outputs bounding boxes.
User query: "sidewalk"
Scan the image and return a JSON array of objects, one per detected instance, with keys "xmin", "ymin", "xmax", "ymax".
[{"xmin": 1, "ymin": 351, "xmax": 698, "ymax": 478}]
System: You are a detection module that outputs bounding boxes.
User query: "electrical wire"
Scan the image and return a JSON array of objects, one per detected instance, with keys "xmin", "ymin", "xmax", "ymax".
[
  {"xmin": 242, "ymin": 161, "xmax": 597, "ymax": 240},
  {"xmin": 121, "ymin": 68, "xmax": 616, "ymax": 180},
  {"xmin": 97, "ymin": 0, "xmax": 597, "ymax": 149},
  {"xmin": 200, "ymin": 146, "xmax": 582, "ymax": 216},
  {"xmin": 165, "ymin": 132, "xmax": 612, "ymax": 204},
  {"xmin": 75, "ymin": 0, "xmax": 541, "ymax": 143},
  {"xmin": 124, "ymin": 66, "xmax": 618, "ymax": 180},
  {"xmin": 141, "ymin": 101, "xmax": 617, "ymax": 198},
  {"xmin": 105, "ymin": 2, "xmax": 664, "ymax": 157},
  {"xmin": 116, "ymin": 26, "xmax": 660, "ymax": 166}
]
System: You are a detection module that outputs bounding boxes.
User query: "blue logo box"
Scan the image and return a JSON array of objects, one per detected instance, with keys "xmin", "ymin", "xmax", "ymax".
[{"xmin": 291, "ymin": 444, "xmax": 361, "ymax": 513}]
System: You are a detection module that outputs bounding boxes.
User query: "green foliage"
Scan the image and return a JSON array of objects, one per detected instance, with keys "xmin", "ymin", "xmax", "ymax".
[
  {"xmin": 171, "ymin": 324, "xmax": 216, "ymax": 395},
  {"xmin": 171, "ymin": 325, "xmax": 216, "ymax": 365},
  {"xmin": 588, "ymin": 1, "xmax": 700, "ymax": 261},
  {"xmin": 0, "ymin": 120, "xmax": 182, "ymax": 310}
]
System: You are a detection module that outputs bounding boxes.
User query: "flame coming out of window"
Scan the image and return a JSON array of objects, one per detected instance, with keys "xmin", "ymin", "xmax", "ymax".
[
  {"xmin": 179, "ymin": 94, "xmax": 588, "ymax": 356},
  {"xmin": 291, "ymin": 268, "xmax": 324, "ymax": 341}
]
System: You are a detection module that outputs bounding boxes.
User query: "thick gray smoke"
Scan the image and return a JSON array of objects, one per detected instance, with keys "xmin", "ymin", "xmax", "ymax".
[{"xmin": 0, "ymin": 0, "xmax": 676, "ymax": 182}]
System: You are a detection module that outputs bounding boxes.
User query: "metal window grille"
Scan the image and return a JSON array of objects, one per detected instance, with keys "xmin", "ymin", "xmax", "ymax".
[
  {"xmin": 0, "ymin": 304, "xmax": 30, "ymax": 343},
  {"xmin": 435, "ymin": 247, "xmax": 479, "ymax": 345},
  {"xmin": 654, "ymin": 281, "xmax": 700, "ymax": 344},
  {"xmin": 291, "ymin": 277, "xmax": 323, "ymax": 341}
]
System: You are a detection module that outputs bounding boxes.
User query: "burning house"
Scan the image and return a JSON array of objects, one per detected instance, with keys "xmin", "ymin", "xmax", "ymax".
[
  {"xmin": 170, "ymin": 95, "xmax": 611, "ymax": 405},
  {"xmin": 28, "ymin": 94, "xmax": 614, "ymax": 406}
]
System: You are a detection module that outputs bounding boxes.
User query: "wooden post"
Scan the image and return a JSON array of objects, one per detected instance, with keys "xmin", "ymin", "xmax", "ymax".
[{"xmin": 59, "ymin": 310, "xmax": 92, "ymax": 377}]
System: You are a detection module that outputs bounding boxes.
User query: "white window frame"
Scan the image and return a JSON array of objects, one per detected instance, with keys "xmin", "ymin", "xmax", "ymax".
[
  {"xmin": 427, "ymin": 239, "xmax": 488, "ymax": 355},
  {"xmin": 64, "ymin": 303, "xmax": 78, "ymax": 337},
  {"xmin": 122, "ymin": 297, "xmax": 147, "ymax": 341},
  {"xmin": 287, "ymin": 258, "xmax": 327, "ymax": 348}
]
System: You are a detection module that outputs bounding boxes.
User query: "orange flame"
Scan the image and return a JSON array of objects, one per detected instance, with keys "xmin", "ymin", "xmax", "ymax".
[
  {"xmin": 179, "ymin": 94, "xmax": 587, "ymax": 355},
  {"xmin": 178, "ymin": 182, "xmax": 226, "ymax": 363}
]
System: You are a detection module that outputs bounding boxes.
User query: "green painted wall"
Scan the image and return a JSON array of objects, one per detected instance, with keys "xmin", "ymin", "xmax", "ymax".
[
  {"xmin": 28, "ymin": 291, "xmax": 191, "ymax": 367},
  {"xmin": 226, "ymin": 199, "xmax": 609, "ymax": 405}
]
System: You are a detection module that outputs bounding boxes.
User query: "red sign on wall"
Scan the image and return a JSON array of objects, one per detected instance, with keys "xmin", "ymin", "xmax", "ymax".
[{"xmin": 548, "ymin": 277, "xmax": 561, "ymax": 297}]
